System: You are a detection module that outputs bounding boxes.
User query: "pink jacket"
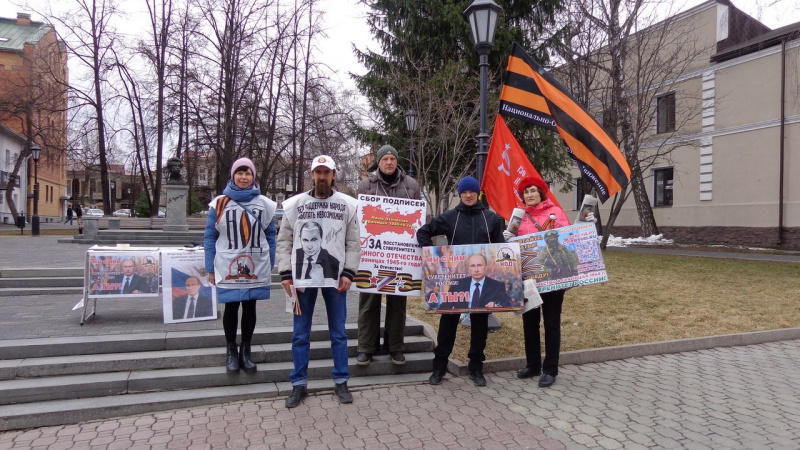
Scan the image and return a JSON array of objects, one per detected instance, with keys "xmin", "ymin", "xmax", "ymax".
[{"xmin": 517, "ymin": 198, "xmax": 571, "ymax": 235}]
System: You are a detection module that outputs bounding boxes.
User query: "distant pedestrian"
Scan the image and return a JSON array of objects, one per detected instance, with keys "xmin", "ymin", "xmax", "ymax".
[
  {"xmin": 64, "ymin": 206, "xmax": 74, "ymax": 225},
  {"xmin": 75, "ymin": 205, "xmax": 83, "ymax": 228}
]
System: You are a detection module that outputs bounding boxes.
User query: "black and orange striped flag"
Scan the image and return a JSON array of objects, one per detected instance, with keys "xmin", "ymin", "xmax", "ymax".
[{"xmin": 499, "ymin": 43, "xmax": 631, "ymax": 202}]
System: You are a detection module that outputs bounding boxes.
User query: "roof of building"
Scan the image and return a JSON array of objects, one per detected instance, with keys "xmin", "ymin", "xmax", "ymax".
[
  {"xmin": 712, "ymin": 19, "xmax": 800, "ymax": 62},
  {"xmin": 0, "ymin": 123, "xmax": 27, "ymax": 144},
  {"xmin": 0, "ymin": 13, "xmax": 52, "ymax": 53}
]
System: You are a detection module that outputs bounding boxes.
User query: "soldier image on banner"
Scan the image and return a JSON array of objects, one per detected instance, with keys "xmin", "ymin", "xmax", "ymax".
[{"xmin": 510, "ymin": 223, "xmax": 608, "ymax": 293}]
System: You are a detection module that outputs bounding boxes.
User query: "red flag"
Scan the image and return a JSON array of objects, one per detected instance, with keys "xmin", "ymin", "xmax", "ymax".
[{"xmin": 482, "ymin": 115, "xmax": 562, "ymax": 220}]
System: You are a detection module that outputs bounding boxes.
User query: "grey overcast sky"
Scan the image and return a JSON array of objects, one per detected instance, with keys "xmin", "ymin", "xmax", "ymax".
[{"xmin": 0, "ymin": 0, "xmax": 796, "ymax": 91}]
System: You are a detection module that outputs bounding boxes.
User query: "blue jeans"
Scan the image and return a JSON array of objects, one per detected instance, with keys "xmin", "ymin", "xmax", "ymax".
[{"xmin": 290, "ymin": 286, "xmax": 349, "ymax": 386}]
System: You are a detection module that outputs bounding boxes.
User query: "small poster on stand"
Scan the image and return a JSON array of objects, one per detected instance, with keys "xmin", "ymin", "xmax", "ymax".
[
  {"xmin": 86, "ymin": 251, "xmax": 160, "ymax": 298},
  {"xmin": 161, "ymin": 249, "xmax": 217, "ymax": 323}
]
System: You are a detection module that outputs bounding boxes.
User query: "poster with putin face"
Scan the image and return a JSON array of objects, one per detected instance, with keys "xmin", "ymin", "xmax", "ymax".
[
  {"xmin": 421, "ymin": 243, "xmax": 524, "ymax": 314},
  {"xmin": 162, "ymin": 249, "xmax": 217, "ymax": 324},
  {"xmin": 86, "ymin": 251, "xmax": 160, "ymax": 298}
]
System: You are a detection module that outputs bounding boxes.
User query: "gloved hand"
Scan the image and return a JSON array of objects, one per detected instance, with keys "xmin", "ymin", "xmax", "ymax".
[
  {"xmin": 503, "ymin": 230, "xmax": 515, "ymax": 240},
  {"xmin": 583, "ymin": 212, "xmax": 597, "ymax": 222}
]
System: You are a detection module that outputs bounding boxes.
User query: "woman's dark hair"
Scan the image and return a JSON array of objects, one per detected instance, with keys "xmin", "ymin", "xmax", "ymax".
[
  {"xmin": 519, "ymin": 184, "xmax": 546, "ymax": 200},
  {"xmin": 233, "ymin": 165, "xmax": 252, "ymax": 174}
]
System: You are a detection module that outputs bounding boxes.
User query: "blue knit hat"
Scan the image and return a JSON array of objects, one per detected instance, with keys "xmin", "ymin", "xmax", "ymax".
[{"xmin": 457, "ymin": 176, "xmax": 480, "ymax": 195}]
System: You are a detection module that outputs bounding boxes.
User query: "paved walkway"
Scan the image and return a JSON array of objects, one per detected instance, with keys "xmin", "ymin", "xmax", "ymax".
[
  {"xmin": 1, "ymin": 341, "xmax": 799, "ymax": 449},
  {"xmin": 1, "ymin": 234, "xmax": 800, "ymax": 448}
]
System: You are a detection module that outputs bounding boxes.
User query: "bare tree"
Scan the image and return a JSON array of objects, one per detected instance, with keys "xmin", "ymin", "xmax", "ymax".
[
  {"xmin": 44, "ymin": 0, "xmax": 121, "ymax": 214},
  {"xmin": 563, "ymin": 0, "xmax": 708, "ymax": 245},
  {"xmin": 0, "ymin": 20, "xmax": 67, "ymax": 218},
  {"xmin": 381, "ymin": 58, "xmax": 481, "ymax": 216}
]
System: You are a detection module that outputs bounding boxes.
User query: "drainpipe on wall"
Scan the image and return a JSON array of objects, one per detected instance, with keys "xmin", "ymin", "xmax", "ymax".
[{"xmin": 777, "ymin": 37, "xmax": 787, "ymax": 246}]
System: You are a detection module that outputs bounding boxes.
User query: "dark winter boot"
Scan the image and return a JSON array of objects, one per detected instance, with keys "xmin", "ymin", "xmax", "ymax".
[
  {"xmin": 226, "ymin": 342, "xmax": 240, "ymax": 373},
  {"xmin": 239, "ymin": 341, "xmax": 257, "ymax": 373}
]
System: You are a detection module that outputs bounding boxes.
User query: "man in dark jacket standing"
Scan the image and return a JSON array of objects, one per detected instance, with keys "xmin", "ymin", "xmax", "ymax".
[
  {"xmin": 356, "ymin": 145, "xmax": 422, "ymax": 366},
  {"xmin": 416, "ymin": 176, "xmax": 505, "ymax": 387}
]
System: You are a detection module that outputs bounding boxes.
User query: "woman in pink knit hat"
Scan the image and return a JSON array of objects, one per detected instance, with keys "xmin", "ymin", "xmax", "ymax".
[{"xmin": 204, "ymin": 157, "xmax": 278, "ymax": 374}]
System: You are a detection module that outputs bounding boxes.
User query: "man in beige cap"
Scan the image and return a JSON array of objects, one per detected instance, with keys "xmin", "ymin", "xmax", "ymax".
[{"xmin": 277, "ymin": 155, "xmax": 361, "ymax": 408}]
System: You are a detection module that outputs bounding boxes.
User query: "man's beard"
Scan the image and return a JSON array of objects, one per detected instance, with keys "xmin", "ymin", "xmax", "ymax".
[{"xmin": 314, "ymin": 181, "xmax": 332, "ymax": 198}]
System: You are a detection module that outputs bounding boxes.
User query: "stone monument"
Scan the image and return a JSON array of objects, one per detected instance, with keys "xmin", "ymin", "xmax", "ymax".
[{"xmin": 164, "ymin": 157, "xmax": 189, "ymax": 232}]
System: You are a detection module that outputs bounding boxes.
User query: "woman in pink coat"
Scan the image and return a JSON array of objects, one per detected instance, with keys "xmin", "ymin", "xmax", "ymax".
[{"xmin": 506, "ymin": 176, "xmax": 570, "ymax": 388}]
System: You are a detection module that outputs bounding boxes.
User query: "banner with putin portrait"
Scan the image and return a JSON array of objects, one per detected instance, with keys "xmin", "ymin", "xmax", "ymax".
[
  {"xmin": 353, "ymin": 194, "xmax": 426, "ymax": 297},
  {"xmin": 421, "ymin": 243, "xmax": 524, "ymax": 314},
  {"xmin": 508, "ymin": 223, "xmax": 608, "ymax": 293},
  {"xmin": 86, "ymin": 251, "xmax": 160, "ymax": 298},
  {"xmin": 162, "ymin": 249, "xmax": 217, "ymax": 324}
]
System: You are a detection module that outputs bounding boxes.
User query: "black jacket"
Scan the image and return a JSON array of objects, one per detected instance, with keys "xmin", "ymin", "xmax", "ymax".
[{"xmin": 416, "ymin": 201, "xmax": 505, "ymax": 247}]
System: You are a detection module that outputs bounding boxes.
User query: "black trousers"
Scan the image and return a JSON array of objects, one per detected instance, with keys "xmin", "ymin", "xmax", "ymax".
[
  {"xmin": 222, "ymin": 300, "xmax": 257, "ymax": 344},
  {"xmin": 522, "ymin": 290, "xmax": 565, "ymax": 376},
  {"xmin": 432, "ymin": 312, "xmax": 489, "ymax": 373}
]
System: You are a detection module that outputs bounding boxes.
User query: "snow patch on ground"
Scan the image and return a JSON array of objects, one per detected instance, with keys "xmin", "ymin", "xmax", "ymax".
[{"xmin": 606, "ymin": 234, "xmax": 674, "ymax": 247}]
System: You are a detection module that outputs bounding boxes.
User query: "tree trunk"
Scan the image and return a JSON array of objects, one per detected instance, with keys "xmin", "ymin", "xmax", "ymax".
[{"xmin": 629, "ymin": 159, "xmax": 659, "ymax": 236}]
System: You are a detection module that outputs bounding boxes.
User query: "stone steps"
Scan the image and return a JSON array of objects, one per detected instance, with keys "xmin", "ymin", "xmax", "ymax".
[
  {"xmin": 0, "ymin": 372, "xmax": 431, "ymax": 431},
  {"xmin": 0, "ymin": 267, "xmax": 282, "ymax": 297},
  {"xmin": 0, "ymin": 323, "xmax": 435, "ymax": 431},
  {"xmin": 0, "ymin": 349, "xmax": 433, "ymax": 406},
  {"xmin": 0, "ymin": 266, "xmax": 438, "ymax": 431}
]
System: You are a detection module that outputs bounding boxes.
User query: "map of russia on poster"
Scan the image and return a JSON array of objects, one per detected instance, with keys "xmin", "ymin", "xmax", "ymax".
[{"xmin": 353, "ymin": 194, "xmax": 426, "ymax": 297}]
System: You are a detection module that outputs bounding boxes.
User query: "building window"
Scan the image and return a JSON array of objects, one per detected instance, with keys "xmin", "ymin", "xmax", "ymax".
[
  {"xmin": 656, "ymin": 93, "xmax": 675, "ymax": 134},
  {"xmin": 654, "ymin": 168, "xmax": 673, "ymax": 207}
]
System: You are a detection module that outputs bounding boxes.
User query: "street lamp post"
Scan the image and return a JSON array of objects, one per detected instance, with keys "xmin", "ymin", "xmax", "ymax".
[
  {"xmin": 109, "ymin": 180, "xmax": 115, "ymax": 212},
  {"xmin": 127, "ymin": 188, "xmax": 132, "ymax": 216},
  {"xmin": 30, "ymin": 144, "xmax": 41, "ymax": 236},
  {"xmin": 405, "ymin": 109, "xmax": 417, "ymax": 178},
  {"xmin": 464, "ymin": 0, "xmax": 502, "ymax": 185}
]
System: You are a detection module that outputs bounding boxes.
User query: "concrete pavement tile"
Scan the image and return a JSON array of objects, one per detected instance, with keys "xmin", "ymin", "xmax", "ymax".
[
  {"xmin": 185, "ymin": 444, "xmax": 210, "ymax": 450},
  {"xmin": 708, "ymin": 432, "xmax": 742, "ymax": 447},
  {"xmin": 147, "ymin": 433, "xmax": 172, "ymax": 445},
  {"xmin": 683, "ymin": 442, "xmax": 714, "ymax": 450},
  {"xmin": 106, "ymin": 439, "xmax": 135, "ymax": 450},
  {"xmin": 165, "ymin": 438, "xmax": 192, "ymax": 449},
  {"xmin": 151, "ymin": 420, "xmax": 175, "ymax": 432},
  {"xmin": 128, "ymin": 429, "xmax": 154, "ymax": 442},
  {"xmin": 42, "ymin": 441, "xmax": 72, "ymax": 450},
  {"xmin": 29, "ymin": 436, "xmax": 58, "ymax": 447},
  {"xmin": 764, "ymin": 424, "xmax": 799, "ymax": 438},
  {"xmin": 168, "ymin": 425, "xmax": 192, "ymax": 436},
  {"xmin": 595, "ymin": 436, "xmax": 624, "ymax": 449},
  {"xmin": 186, "ymin": 429, "xmax": 210, "ymax": 440},
  {"xmin": 572, "ymin": 412, "xmax": 602, "ymax": 427},
  {"xmin": 708, "ymin": 422, "xmax": 738, "ymax": 437},
  {"xmin": 71, "ymin": 431, "xmax": 97, "ymax": 443},
  {"xmin": 570, "ymin": 433, "xmax": 597, "ymax": 447}
]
